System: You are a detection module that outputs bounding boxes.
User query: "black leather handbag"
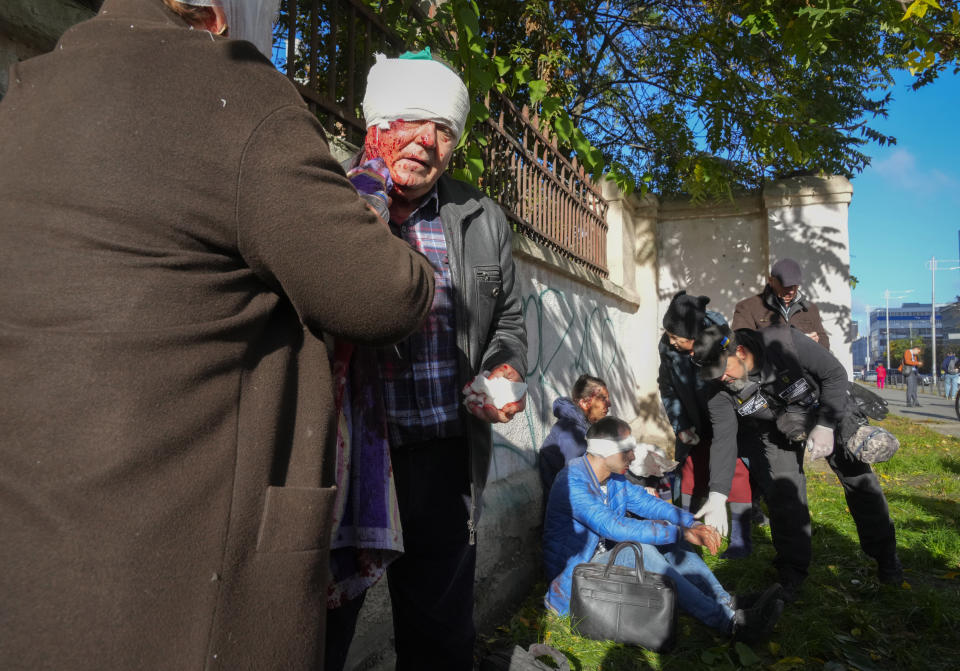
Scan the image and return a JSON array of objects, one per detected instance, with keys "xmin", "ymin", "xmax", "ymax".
[{"xmin": 569, "ymin": 541, "xmax": 678, "ymax": 651}]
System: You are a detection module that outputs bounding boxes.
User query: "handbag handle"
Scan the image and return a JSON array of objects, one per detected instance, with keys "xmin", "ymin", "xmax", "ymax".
[{"xmin": 603, "ymin": 541, "xmax": 646, "ymax": 583}]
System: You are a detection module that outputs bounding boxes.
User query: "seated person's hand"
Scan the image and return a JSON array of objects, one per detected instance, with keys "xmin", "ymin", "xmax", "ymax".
[
  {"xmin": 463, "ymin": 364, "xmax": 526, "ymax": 423},
  {"xmin": 683, "ymin": 523, "xmax": 722, "ymax": 555}
]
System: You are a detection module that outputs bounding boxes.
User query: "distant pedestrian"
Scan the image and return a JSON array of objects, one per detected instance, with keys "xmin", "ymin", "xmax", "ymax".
[
  {"xmin": 903, "ymin": 347, "xmax": 922, "ymax": 407},
  {"xmin": 942, "ymin": 351, "xmax": 958, "ymax": 399},
  {"xmin": 876, "ymin": 363, "xmax": 887, "ymax": 390}
]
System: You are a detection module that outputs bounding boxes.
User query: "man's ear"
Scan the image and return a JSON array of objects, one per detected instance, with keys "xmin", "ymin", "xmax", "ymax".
[
  {"xmin": 199, "ymin": 6, "xmax": 228, "ymax": 35},
  {"xmin": 578, "ymin": 397, "xmax": 591, "ymax": 413},
  {"xmin": 735, "ymin": 345, "xmax": 748, "ymax": 360}
]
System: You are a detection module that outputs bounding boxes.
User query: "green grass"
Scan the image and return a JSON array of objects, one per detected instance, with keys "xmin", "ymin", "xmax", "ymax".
[{"xmin": 481, "ymin": 415, "xmax": 960, "ymax": 670}]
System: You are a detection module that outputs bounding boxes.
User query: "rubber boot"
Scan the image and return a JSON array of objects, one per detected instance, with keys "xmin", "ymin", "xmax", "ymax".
[{"xmin": 720, "ymin": 502, "xmax": 753, "ymax": 559}]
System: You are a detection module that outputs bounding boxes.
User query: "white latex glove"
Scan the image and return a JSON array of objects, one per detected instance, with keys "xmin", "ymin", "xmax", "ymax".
[
  {"xmin": 805, "ymin": 425, "xmax": 835, "ymax": 460},
  {"xmin": 693, "ymin": 491, "xmax": 729, "ymax": 538},
  {"xmin": 678, "ymin": 427, "xmax": 700, "ymax": 446}
]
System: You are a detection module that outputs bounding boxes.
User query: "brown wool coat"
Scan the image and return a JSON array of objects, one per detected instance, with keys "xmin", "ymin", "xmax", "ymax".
[
  {"xmin": 732, "ymin": 286, "xmax": 831, "ymax": 350},
  {"xmin": 0, "ymin": 1, "xmax": 434, "ymax": 668}
]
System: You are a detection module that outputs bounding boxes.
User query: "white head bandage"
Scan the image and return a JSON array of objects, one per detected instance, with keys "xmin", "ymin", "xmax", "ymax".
[
  {"xmin": 586, "ymin": 435, "xmax": 637, "ymax": 458},
  {"xmin": 179, "ymin": 0, "xmax": 279, "ymax": 60},
  {"xmin": 362, "ymin": 52, "xmax": 470, "ymax": 141}
]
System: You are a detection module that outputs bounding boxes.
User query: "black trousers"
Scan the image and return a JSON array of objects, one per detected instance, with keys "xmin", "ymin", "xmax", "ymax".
[
  {"xmin": 325, "ymin": 438, "xmax": 476, "ymax": 671},
  {"xmin": 742, "ymin": 430, "xmax": 897, "ymax": 582}
]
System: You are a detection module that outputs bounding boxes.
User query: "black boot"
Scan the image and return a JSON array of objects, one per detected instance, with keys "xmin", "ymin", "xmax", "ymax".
[
  {"xmin": 777, "ymin": 569, "xmax": 806, "ymax": 603},
  {"xmin": 877, "ymin": 553, "xmax": 904, "ymax": 585},
  {"xmin": 732, "ymin": 584, "xmax": 784, "ymax": 642}
]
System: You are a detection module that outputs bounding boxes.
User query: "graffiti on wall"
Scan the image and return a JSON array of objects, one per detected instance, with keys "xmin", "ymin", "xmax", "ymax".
[{"xmin": 489, "ymin": 282, "xmax": 635, "ymax": 481}]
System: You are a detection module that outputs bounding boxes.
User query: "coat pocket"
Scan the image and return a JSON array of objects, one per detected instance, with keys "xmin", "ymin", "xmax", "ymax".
[
  {"xmin": 255, "ymin": 485, "xmax": 336, "ymax": 554},
  {"xmin": 474, "ymin": 265, "xmax": 502, "ymax": 335}
]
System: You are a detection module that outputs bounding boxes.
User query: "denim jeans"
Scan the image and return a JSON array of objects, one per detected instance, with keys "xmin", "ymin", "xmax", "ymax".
[
  {"xmin": 944, "ymin": 373, "xmax": 959, "ymax": 399},
  {"xmin": 593, "ymin": 541, "xmax": 735, "ymax": 633}
]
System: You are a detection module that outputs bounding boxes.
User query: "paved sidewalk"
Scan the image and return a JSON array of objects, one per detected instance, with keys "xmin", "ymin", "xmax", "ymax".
[{"xmin": 854, "ymin": 380, "xmax": 960, "ymax": 438}]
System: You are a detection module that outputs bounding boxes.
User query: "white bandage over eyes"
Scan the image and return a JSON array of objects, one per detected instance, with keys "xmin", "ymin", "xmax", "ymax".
[{"xmin": 586, "ymin": 436, "xmax": 637, "ymax": 458}]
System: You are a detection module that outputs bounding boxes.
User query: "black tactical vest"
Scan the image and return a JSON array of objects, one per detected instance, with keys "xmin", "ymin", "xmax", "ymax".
[{"xmin": 730, "ymin": 327, "xmax": 821, "ymax": 441}]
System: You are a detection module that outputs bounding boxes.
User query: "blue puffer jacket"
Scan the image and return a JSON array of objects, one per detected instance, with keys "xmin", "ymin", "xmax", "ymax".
[
  {"xmin": 543, "ymin": 456, "xmax": 696, "ymax": 615},
  {"xmin": 537, "ymin": 397, "xmax": 590, "ymax": 496},
  {"xmin": 657, "ymin": 309, "xmax": 727, "ymax": 463}
]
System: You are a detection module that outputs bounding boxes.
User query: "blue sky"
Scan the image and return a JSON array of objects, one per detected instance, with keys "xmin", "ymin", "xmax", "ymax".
[{"xmin": 848, "ymin": 71, "xmax": 960, "ymax": 335}]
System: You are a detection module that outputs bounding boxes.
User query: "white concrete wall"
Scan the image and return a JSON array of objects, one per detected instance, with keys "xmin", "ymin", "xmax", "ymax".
[
  {"xmin": 656, "ymin": 194, "xmax": 768, "ymax": 325},
  {"xmin": 764, "ymin": 176, "xmax": 855, "ymax": 373},
  {"xmin": 655, "ymin": 177, "xmax": 855, "ymax": 375}
]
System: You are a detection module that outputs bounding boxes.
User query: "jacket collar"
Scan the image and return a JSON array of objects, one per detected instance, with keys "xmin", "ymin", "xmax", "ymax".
[
  {"xmin": 762, "ymin": 284, "xmax": 808, "ymax": 318},
  {"xmin": 437, "ymin": 174, "xmax": 484, "ymax": 227}
]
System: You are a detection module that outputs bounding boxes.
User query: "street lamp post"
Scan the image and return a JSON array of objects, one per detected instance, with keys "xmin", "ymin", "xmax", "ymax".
[
  {"xmin": 927, "ymin": 257, "xmax": 960, "ymax": 388},
  {"xmin": 865, "ymin": 304, "xmax": 871, "ymax": 368}
]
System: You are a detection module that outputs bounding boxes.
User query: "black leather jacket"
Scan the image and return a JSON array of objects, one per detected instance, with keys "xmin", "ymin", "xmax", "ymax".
[
  {"xmin": 344, "ymin": 158, "xmax": 528, "ymax": 538},
  {"xmin": 435, "ymin": 174, "xmax": 528, "ymax": 539}
]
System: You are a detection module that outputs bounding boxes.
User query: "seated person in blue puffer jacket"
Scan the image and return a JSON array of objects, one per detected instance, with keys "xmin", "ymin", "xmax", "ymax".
[
  {"xmin": 543, "ymin": 416, "xmax": 783, "ymax": 641},
  {"xmin": 538, "ymin": 374, "xmax": 611, "ymax": 498}
]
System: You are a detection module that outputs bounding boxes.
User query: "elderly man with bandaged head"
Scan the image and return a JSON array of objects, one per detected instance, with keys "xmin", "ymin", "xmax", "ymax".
[
  {"xmin": 0, "ymin": 1, "xmax": 437, "ymax": 669},
  {"xmin": 325, "ymin": 50, "xmax": 528, "ymax": 671}
]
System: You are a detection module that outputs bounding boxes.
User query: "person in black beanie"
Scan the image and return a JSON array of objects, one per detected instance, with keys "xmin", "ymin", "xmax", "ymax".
[{"xmin": 657, "ymin": 292, "xmax": 755, "ymax": 558}]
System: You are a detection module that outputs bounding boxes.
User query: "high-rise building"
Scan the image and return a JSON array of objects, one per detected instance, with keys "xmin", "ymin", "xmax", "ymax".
[{"xmin": 866, "ymin": 302, "xmax": 958, "ymax": 365}]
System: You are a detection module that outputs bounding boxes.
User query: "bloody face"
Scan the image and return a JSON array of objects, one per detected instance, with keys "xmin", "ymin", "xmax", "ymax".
[
  {"xmin": 605, "ymin": 448, "xmax": 635, "ymax": 475},
  {"xmin": 363, "ymin": 119, "xmax": 457, "ymax": 202},
  {"xmin": 579, "ymin": 386, "xmax": 611, "ymax": 424}
]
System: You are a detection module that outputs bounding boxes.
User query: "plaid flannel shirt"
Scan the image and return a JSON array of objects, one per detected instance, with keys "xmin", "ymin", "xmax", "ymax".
[{"xmin": 379, "ymin": 187, "xmax": 462, "ymax": 446}]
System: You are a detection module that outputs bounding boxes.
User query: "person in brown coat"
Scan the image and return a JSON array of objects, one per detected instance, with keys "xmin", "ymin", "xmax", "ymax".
[
  {"xmin": 0, "ymin": 1, "xmax": 435, "ymax": 669},
  {"xmin": 732, "ymin": 258, "xmax": 830, "ymax": 350}
]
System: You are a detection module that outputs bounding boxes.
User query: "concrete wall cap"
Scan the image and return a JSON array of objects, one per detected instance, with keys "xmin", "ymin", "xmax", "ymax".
[{"xmin": 763, "ymin": 175, "xmax": 853, "ymax": 207}]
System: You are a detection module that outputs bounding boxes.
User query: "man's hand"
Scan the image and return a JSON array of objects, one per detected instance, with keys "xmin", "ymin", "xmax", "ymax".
[
  {"xmin": 464, "ymin": 364, "xmax": 526, "ymax": 423},
  {"xmin": 677, "ymin": 427, "xmax": 700, "ymax": 446},
  {"xmin": 684, "ymin": 523, "xmax": 722, "ymax": 555},
  {"xmin": 693, "ymin": 491, "xmax": 729, "ymax": 537},
  {"xmin": 805, "ymin": 425, "xmax": 835, "ymax": 460},
  {"xmin": 805, "ymin": 331, "xmax": 820, "ymax": 343}
]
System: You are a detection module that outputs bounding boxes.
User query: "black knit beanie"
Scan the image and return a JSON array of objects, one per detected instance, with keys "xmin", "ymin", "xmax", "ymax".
[{"xmin": 662, "ymin": 291, "xmax": 711, "ymax": 339}]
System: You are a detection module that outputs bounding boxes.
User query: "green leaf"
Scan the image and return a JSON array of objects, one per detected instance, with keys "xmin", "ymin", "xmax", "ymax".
[
  {"xmin": 453, "ymin": 3, "xmax": 480, "ymax": 41},
  {"xmin": 513, "ymin": 65, "xmax": 533, "ymax": 85},
  {"xmin": 553, "ymin": 112, "xmax": 574, "ymax": 143},
  {"xmin": 541, "ymin": 96, "xmax": 563, "ymax": 119},
  {"xmin": 470, "ymin": 100, "xmax": 490, "ymax": 124},
  {"xmin": 528, "ymin": 80, "xmax": 548, "ymax": 104},
  {"xmin": 734, "ymin": 642, "xmax": 760, "ymax": 666}
]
